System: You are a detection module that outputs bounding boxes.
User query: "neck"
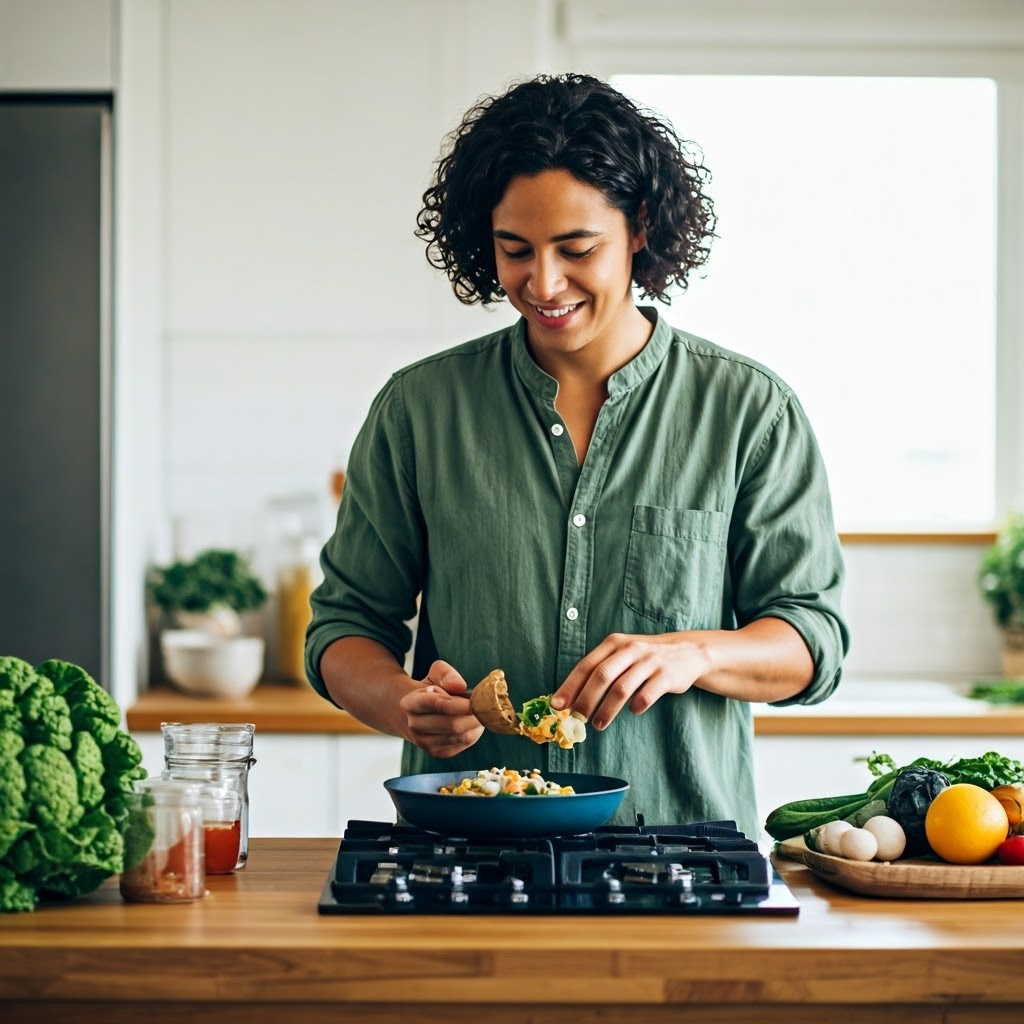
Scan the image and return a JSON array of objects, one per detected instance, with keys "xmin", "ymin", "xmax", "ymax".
[{"xmin": 534, "ymin": 304, "xmax": 654, "ymax": 390}]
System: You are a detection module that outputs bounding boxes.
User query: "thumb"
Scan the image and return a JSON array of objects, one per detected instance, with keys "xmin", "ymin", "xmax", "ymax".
[{"xmin": 424, "ymin": 660, "xmax": 468, "ymax": 695}]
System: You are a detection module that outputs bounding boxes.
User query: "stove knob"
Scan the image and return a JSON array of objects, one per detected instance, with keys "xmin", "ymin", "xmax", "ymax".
[
  {"xmin": 604, "ymin": 877, "xmax": 626, "ymax": 906},
  {"xmin": 507, "ymin": 876, "xmax": 529, "ymax": 905},
  {"xmin": 387, "ymin": 872, "xmax": 414, "ymax": 905},
  {"xmin": 449, "ymin": 865, "xmax": 469, "ymax": 905}
]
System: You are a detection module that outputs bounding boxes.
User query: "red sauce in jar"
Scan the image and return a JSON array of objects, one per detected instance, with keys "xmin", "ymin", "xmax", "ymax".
[{"xmin": 204, "ymin": 820, "xmax": 242, "ymax": 874}]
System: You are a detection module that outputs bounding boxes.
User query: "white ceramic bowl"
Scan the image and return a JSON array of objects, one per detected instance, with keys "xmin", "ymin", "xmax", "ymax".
[{"xmin": 161, "ymin": 630, "xmax": 265, "ymax": 699}]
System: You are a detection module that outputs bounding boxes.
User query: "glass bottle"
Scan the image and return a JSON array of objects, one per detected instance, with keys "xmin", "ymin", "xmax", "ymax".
[
  {"xmin": 161, "ymin": 722, "xmax": 256, "ymax": 870},
  {"xmin": 120, "ymin": 777, "xmax": 206, "ymax": 903}
]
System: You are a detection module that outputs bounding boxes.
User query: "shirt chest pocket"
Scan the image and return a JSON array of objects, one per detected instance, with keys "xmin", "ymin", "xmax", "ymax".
[{"xmin": 623, "ymin": 507, "xmax": 729, "ymax": 630}]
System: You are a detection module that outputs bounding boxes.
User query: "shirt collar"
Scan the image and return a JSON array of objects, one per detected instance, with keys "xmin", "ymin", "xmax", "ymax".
[{"xmin": 511, "ymin": 306, "xmax": 674, "ymax": 402}]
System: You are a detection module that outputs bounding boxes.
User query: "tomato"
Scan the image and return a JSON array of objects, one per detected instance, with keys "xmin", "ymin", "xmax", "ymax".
[{"xmin": 997, "ymin": 835, "xmax": 1024, "ymax": 865}]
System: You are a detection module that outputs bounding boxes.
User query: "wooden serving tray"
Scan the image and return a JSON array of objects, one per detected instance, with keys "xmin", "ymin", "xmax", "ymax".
[{"xmin": 776, "ymin": 836, "xmax": 1024, "ymax": 898}]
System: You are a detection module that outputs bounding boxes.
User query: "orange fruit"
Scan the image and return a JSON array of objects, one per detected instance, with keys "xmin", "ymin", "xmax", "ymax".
[{"xmin": 924, "ymin": 783, "xmax": 1009, "ymax": 864}]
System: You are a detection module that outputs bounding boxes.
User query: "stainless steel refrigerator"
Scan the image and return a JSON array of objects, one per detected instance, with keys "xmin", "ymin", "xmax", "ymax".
[{"xmin": 0, "ymin": 96, "xmax": 112, "ymax": 682}]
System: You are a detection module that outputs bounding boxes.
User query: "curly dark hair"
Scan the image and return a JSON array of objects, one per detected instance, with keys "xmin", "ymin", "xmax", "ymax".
[{"xmin": 415, "ymin": 73, "xmax": 716, "ymax": 306}]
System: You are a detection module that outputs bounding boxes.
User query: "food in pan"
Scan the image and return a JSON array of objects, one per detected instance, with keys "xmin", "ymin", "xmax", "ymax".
[
  {"xmin": 439, "ymin": 767, "xmax": 575, "ymax": 796},
  {"xmin": 469, "ymin": 669, "xmax": 587, "ymax": 749}
]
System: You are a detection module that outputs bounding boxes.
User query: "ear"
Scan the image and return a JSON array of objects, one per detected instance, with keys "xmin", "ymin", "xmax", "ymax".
[{"xmin": 631, "ymin": 203, "xmax": 649, "ymax": 253}]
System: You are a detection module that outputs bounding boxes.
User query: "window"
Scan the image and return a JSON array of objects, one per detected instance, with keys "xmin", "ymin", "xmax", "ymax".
[
  {"xmin": 614, "ymin": 74, "xmax": 997, "ymax": 530},
  {"xmin": 565, "ymin": 0, "xmax": 1024, "ymax": 536}
]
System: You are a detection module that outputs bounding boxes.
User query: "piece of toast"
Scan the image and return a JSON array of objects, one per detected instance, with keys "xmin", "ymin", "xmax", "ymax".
[{"xmin": 469, "ymin": 669, "xmax": 522, "ymax": 735}]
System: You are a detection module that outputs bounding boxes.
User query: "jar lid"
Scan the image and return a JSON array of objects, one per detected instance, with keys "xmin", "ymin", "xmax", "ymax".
[{"xmin": 161, "ymin": 722, "xmax": 256, "ymax": 761}]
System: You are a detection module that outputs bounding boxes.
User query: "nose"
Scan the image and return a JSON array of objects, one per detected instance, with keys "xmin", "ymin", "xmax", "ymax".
[{"xmin": 528, "ymin": 254, "xmax": 567, "ymax": 303}]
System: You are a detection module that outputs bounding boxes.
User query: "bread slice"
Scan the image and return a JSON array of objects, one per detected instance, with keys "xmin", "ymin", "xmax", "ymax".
[{"xmin": 469, "ymin": 669, "xmax": 522, "ymax": 735}]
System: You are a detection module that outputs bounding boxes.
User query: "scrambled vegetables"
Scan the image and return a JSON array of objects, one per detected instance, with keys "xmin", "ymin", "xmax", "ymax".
[
  {"xmin": 518, "ymin": 696, "xmax": 586, "ymax": 750},
  {"xmin": 439, "ymin": 768, "xmax": 575, "ymax": 797}
]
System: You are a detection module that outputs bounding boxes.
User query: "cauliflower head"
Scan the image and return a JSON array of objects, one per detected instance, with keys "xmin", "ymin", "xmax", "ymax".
[{"xmin": 0, "ymin": 656, "xmax": 147, "ymax": 912}]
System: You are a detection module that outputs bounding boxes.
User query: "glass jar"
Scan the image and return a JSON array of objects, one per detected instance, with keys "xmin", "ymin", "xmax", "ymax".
[
  {"xmin": 161, "ymin": 722, "xmax": 256, "ymax": 870},
  {"xmin": 120, "ymin": 777, "xmax": 206, "ymax": 903},
  {"xmin": 163, "ymin": 774, "xmax": 242, "ymax": 875}
]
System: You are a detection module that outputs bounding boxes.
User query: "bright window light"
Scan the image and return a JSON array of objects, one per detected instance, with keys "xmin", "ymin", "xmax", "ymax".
[{"xmin": 614, "ymin": 75, "xmax": 997, "ymax": 531}]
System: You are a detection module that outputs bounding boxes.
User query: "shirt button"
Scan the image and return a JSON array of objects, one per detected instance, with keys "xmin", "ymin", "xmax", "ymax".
[
  {"xmin": 566, "ymin": 607, "xmax": 579, "ymax": 621},
  {"xmin": 550, "ymin": 423, "xmax": 564, "ymax": 436},
  {"xmin": 572, "ymin": 513, "xmax": 587, "ymax": 528}
]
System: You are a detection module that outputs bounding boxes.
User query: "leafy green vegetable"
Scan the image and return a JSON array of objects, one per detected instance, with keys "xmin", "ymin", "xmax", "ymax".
[
  {"xmin": 147, "ymin": 548, "xmax": 267, "ymax": 615},
  {"xmin": 885, "ymin": 767, "xmax": 949, "ymax": 855},
  {"xmin": 844, "ymin": 798, "xmax": 888, "ymax": 828},
  {"xmin": 764, "ymin": 749, "xmax": 1024, "ymax": 842},
  {"xmin": 968, "ymin": 679, "xmax": 1024, "ymax": 705},
  {"xmin": 519, "ymin": 696, "xmax": 553, "ymax": 729},
  {"xmin": 863, "ymin": 749, "xmax": 1024, "ymax": 790},
  {"xmin": 0, "ymin": 656, "xmax": 147, "ymax": 912}
]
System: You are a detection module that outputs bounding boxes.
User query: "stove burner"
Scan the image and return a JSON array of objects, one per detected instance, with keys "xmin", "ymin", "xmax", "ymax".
[{"xmin": 318, "ymin": 817, "xmax": 798, "ymax": 916}]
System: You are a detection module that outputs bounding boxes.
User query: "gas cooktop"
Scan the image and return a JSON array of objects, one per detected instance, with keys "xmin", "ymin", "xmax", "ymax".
[{"xmin": 318, "ymin": 817, "xmax": 798, "ymax": 916}]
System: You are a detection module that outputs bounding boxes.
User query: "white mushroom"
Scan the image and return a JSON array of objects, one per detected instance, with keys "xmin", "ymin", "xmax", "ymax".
[{"xmin": 816, "ymin": 819, "xmax": 854, "ymax": 856}]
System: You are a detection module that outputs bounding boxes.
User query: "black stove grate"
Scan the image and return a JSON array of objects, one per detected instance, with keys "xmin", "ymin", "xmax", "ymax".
[{"xmin": 318, "ymin": 817, "xmax": 798, "ymax": 916}]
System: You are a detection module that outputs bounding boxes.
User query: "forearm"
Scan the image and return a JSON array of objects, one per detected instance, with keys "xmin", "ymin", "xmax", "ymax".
[
  {"xmin": 690, "ymin": 617, "xmax": 814, "ymax": 703},
  {"xmin": 319, "ymin": 636, "xmax": 420, "ymax": 740}
]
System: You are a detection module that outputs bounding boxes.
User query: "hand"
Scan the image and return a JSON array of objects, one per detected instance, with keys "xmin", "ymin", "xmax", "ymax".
[
  {"xmin": 551, "ymin": 632, "xmax": 710, "ymax": 731},
  {"xmin": 399, "ymin": 660, "xmax": 484, "ymax": 758}
]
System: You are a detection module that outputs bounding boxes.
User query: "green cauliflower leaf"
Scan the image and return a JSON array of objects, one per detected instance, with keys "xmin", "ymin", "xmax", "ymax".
[{"xmin": 0, "ymin": 655, "xmax": 148, "ymax": 912}]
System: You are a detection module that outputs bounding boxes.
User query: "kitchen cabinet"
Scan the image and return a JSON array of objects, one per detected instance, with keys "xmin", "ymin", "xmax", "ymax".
[{"xmin": 2, "ymin": 837, "xmax": 1022, "ymax": 1023}]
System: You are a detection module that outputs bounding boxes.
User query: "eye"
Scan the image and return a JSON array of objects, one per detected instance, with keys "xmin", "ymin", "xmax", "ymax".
[
  {"xmin": 500, "ymin": 248, "xmax": 531, "ymax": 261},
  {"xmin": 562, "ymin": 247, "xmax": 596, "ymax": 260}
]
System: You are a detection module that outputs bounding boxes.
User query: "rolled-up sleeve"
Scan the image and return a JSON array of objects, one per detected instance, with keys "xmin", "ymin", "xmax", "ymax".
[
  {"xmin": 305, "ymin": 373, "xmax": 425, "ymax": 703},
  {"xmin": 728, "ymin": 390, "xmax": 850, "ymax": 706}
]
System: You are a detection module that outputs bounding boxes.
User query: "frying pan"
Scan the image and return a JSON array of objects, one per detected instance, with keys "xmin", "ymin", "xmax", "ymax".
[{"xmin": 383, "ymin": 770, "xmax": 629, "ymax": 838}]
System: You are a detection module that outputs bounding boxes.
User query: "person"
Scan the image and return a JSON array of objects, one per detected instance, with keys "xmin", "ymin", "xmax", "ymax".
[{"xmin": 305, "ymin": 73, "xmax": 849, "ymax": 838}]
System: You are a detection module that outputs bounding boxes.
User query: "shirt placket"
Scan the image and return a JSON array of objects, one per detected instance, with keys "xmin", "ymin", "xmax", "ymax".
[{"xmin": 546, "ymin": 393, "xmax": 628, "ymax": 774}]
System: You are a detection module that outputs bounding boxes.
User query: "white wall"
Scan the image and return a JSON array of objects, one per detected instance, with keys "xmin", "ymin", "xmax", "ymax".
[{"xmin": 4, "ymin": 0, "xmax": 1008, "ymax": 697}]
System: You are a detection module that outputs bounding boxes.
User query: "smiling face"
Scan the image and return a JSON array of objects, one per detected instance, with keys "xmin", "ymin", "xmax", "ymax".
[{"xmin": 491, "ymin": 168, "xmax": 649, "ymax": 377}]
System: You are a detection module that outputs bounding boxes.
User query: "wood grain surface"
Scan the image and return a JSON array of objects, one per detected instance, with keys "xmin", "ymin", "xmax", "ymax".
[
  {"xmin": 126, "ymin": 681, "xmax": 377, "ymax": 734},
  {"xmin": 779, "ymin": 837, "xmax": 1024, "ymax": 897},
  {"xmin": 1, "ymin": 838, "xmax": 1023, "ymax": 1023}
]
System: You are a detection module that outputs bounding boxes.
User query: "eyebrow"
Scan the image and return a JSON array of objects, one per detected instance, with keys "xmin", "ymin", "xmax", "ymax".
[{"xmin": 492, "ymin": 229, "xmax": 604, "ymax": 243}]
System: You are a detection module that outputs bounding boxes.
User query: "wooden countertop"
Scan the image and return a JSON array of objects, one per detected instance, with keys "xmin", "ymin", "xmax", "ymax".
[
  {"xmin": 126, "ymin": 681, "xmax": 377, "ymax": 734},
  {"xmin": 127, "ymin": 679, "xmax": 1024, "ymax": 737},
  {"xmin": 1, "ymin": 838, "xmax": 1021, "ymax": 1024}
]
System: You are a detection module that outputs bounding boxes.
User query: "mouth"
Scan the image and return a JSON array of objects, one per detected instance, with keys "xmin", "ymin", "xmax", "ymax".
[{"xmin": 531, "ymin": 302, "xmax": 584, "ymax": 328}]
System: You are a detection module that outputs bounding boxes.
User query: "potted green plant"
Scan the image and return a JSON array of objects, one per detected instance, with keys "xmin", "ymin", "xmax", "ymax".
[
  {"xmin": 147, "ymin": 548, "xmax": 268, "ymax": 636},
  {"xmin": 979, "ymin": 514, "xmax": 1024, "ymax": 676},
  {"xmin": 147, "ymin": 550, "xmax": 269, "ymax": 697}
]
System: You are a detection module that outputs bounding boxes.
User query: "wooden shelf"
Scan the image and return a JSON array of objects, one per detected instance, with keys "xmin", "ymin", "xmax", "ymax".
[{"xmin": 125, "ymin": 681, "xmax": 380, "ymax": 735}]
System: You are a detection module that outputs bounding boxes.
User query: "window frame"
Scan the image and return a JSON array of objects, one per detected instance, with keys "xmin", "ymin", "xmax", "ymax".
[{"xmin": 560, "ymin": 0, "xmax": 1024, "ymax": 541}]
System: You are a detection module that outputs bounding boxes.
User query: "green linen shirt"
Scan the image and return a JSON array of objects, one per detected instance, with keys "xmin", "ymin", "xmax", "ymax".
[{"xmin": 307, "ymin": 308, "xmax": 849, "ymax": 838}]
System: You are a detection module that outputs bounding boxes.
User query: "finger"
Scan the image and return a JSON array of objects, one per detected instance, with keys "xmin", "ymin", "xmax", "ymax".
[
  {"xmin": 412, "ymin": 720, "xmax": 484, "ymax": 756},
  {"xmin": 424, "ymin": 659, "xmax": 468, "ymax": 692},
  {"xmin": 628, "ymin": 674, "xmax": 669, "ymax": 716},
  {"xmin": 409, "ymin": 712, "xmax": 482, "ymax": 737},
  {"xmin": 551, "ymin": 635, "xmax": 623, "ymax": 709},
  {"xmin": 566, "ymin": 643, "xmax": 649, "ymax": 722},
  {"xmin": 589, "ymin": 661, "xmax": 656, "ymax": 730}
]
